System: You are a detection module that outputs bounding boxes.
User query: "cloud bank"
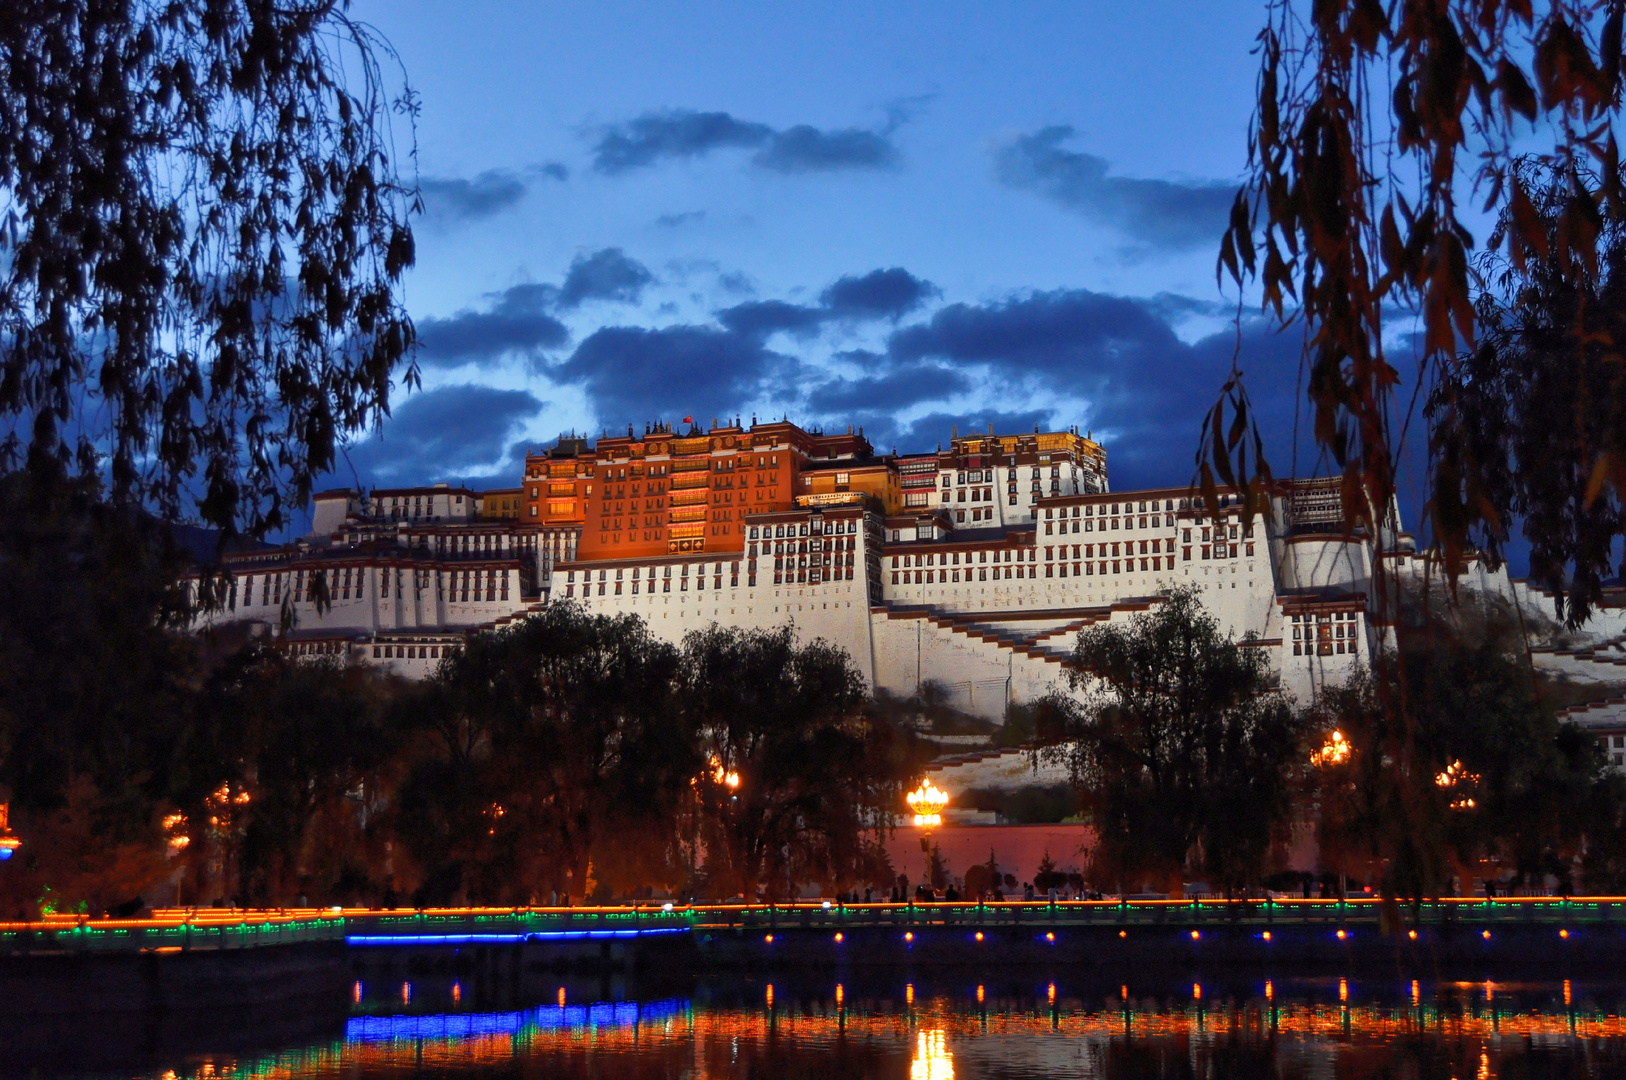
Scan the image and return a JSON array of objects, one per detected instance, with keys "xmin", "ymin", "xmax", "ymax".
[{"xmin": 592, "ymin": 109, "xmax": 901, "ymax": 175}]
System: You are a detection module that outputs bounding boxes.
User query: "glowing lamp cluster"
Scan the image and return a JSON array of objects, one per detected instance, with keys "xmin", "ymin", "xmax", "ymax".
[
  {"xmin": 0, "ymin": 802, "xmax": 16, "ymax": 861},
  {"xmin": 708, "ymin": 756, "xmax": 741, "ymax": 790},
  {"xmin": 1309, "ymin": 729, "xmax": 1350, "ymax": 768},
  {"xmin": 906, "ymin": 780, "xmax": 949, "ymax": 827},
  {"xmin": 1435, "ymin": 759, "xmax": 1481, "ymax": 809}
]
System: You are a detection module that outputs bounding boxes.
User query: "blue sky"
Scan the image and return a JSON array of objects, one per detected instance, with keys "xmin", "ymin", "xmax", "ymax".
[{"xmin": 336, "ymin": 1, "xmax": 1377, "ymax": 511}]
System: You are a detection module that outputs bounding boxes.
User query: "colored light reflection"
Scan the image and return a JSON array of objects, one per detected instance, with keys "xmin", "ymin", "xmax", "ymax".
[{"xmin": 911, "ymin": 1029, "xmax": 954, "ymax": 1080}]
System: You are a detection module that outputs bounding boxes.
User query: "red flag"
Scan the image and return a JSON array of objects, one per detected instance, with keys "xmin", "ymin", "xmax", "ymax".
[{"xmin": 683, "ymin": 415, "xmax": 693, "ymax": 424}]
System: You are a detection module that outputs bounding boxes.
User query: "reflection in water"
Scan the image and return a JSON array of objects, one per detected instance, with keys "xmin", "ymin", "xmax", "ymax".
[
  {"xmin": 912, "ymin": 1029, "xmax": 954, "ymax": 1080},
  {"xmin": 25, "ymin": 976, "xmax": 1626, "ymax": 1078}
]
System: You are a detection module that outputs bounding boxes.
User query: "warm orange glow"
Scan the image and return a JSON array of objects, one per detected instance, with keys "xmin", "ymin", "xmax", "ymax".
[
  {"xmin": 1045, "ymin": 932, "xmax": 1055, "ymax": 942},
  {"xmin": 1412, "ymin": 980, "xmax": 1420, "ymax": 1006},
  {"xmin": 1408, "ymin": 929, "xmax": 1418, "ymax": 940},
  {"xmin": 1119, "ymin": 930, "xmax": 1126, "ymax": 938},
  {"xmin": 1048, "ymin": 983, "xmax": 1056, "ymax": 1004},
  {"xmin": 833, "ymin": 932, "xmax": 843, "ymax": 942},
  {"xmin": 765, "ymin": 933, "xmax": 774, "ymax": 943},
  {"xmin": 906, "ymin": 779, "xmax": 949, "ymax": 827},
  {"xmin": 976, "ymin": 984, "xmax": 985, "ymax": 1003},
  {"xmin": 452, "ymin": 982, "xmax": 461, "ymax": 1004},
  {"xmin": 906, "ymin": 983, "xmax": 915, "ymax": 1006},
  {"xmin": 1561, "ymin": 928, "xmax": 1570, "ymax": 938},
  {"xmin": 905, "ymin": 931, "xmax": 914, "ymax": 942},
  {"xmin": 1190, "ymin": 930, "xmax": 1200, "ymax": 940},
  {"xmin": 1337, "ymin": 929, "xmax": 1347, "ymax": 939},
  {"xmin": 910, "ymin": 1029, "xmax": 953, "ymax": 1080},
  {"xmin": 974, "ymin": 931, "xmax": 984, "ymax": 941},
  {"xmin": 558, "ymin": 987, "xmax": 566, "ymax": 1007},
  {"xmin": 1339, "ymin": 979, "xmax": 1348, "ymax": 1003},
  {"xmin": 1193, "ymin": 983, "xmax": 1201, "ymax": 1001},
  {"xmin": 1262, "ymin": 931, "xmax": 1271, "ymax": 941},
  {"xmin": 1310, "ymin": 729, "xmax": 1350, "ymax": 767},
  {"xmin": 836, "ymin": 983, "xmax": 844, "ymax": 1006},
  {"xmin": 766, "ymin": 984, "xmax": 774, "ymax": 1008},
  {"xmin": 1483, "ymin": 929, "xmax": 1492, "ymax": 939},
  {"xmin": 1266, "ymin": 981, "xmax": 1273, "ymax": 1000}
]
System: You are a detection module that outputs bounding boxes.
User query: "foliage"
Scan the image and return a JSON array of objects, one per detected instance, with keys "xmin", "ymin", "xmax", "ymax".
[
  {"xmin": 1033, "ymin": 587, "xmax": 1301, "ymax": 895},
  {"xmin": 0, "ymin": 1, "xmax": 418, "ymax": 541},
  {"xmin": 403, "ymin": 602, "xmax": 693, "ymax": 904},
  {"xmin": 1432, "ymin": 158, "xmax": 1626, "ymax": 626},
  {"xmin": 1214, "ymin": 0, "xmax": 1626, "ymax": 626},
  {"xmin": 1307, "ymin": 644, "xmax": 1622, "ymax": 897},
  {"xmin": 682, "ymin": 624, "xmax": 906, "ymax": 900}
]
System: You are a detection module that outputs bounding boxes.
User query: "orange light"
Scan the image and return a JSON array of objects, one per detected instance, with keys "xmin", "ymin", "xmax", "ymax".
[
  {"xmin": 400, "ymin": 981, "xmax": 411, "ymax": 1004},
  {"xmin": 1190, "ymin": 930, "xmax": 1200, "ymax": 940},
  {"xmin": 836, "ymin": 983, "xmax": 844, "ymax": 1006},
  {"xmin": 1193, "ymin": 983, "xmax": 1201, "ymax": 1001},
  {"xmin": 1408, "ymin": 929, "xmax": 1417, "ymax": 940},
  {"xmin": 1262, "ymin": 931, "xmax": 1271, "ymax": 941},
  {"xmin": 1118, "ymin": 930, "xmax": 1126, "ymax": 938},
  {"xmin": 904, "ymin": 931, "xmax": 914, "ymax": 942},
  {"xmin": 1482, "ymin": 929, "xmax": 1492, "ymax": 940},
  {"xmin": 974, "ymin": 931, "xmax": 984, "ymax": 942},
  {"xmin": 1045, "ymin": 931, "xmax": 1055, "ymax": 942},
  {"xmin": 765, "ymin": 934, "xmax": 774, "ymax": 943},
  {"xmin": 906, "ymin": 983, "xmax": 915, "ymax": 1006},
  {"xmin": 766, "ymin": 984, "xmax": 774, "ymax": 1008},
  {"xmin": 1412, "ymin": 980, "xmax": 1420, "ymax": 1006},
  {"xmin": 977, "ymin": 984, "xmax": 985, "ymax": 1003},
  {"xmin": 1048, "ymin": 983, "xmax": 1056, "ymax": 1004},
  {"xmin": 1339, "ymin": 979, "xmax": 1348, "ymax": 1003},
  {"xmin": 1561, "ymin": 928, "xmax": 1570, "ymax": 938},
  {"xmin": 1565, "ymin": 979, "xmax": 1572, "ymax": 1007},
  {"xmin": 834, "ymin": 932, "xmax": 843, "ymax": 943},
  {"xmin": 558, "ymin": 987, "xmax": 566, "ymax": 1007},
  {"xmin": 1121, "ymin": 984, "xmax": 1128, "ymax": 1000},
  {"xmin": 905, "ymin": 779, "xmax": 949, "ymax": 827},
  {"xmin": 352, "ymin": 980, "xmax": 363, "ymax": 1004},
  {"xmin": 451, "ymin": 982, "xmax": 461, "ymax": 1004},
  {"xmin": 1265, "ymin": 980, "xmax": 1273, "ymax": 1000},
  {"xmin": 1336, "ymin": 929, "xmax": 1347, "ymax": 940}
]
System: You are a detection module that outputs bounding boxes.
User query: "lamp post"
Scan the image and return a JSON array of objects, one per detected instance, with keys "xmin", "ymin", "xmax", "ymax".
[
  {"xmin": 906, "ymin": 780, "xmax": 949, "ymax": 894},
  {"xmin": 0, "ymin": 803, "xmax": 19, "ymax": 862}
]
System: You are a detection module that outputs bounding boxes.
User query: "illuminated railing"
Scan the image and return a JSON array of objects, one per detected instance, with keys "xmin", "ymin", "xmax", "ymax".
[{"xmin": 5, "ymin": 898, "xmax": 1624, "ymax": 954}]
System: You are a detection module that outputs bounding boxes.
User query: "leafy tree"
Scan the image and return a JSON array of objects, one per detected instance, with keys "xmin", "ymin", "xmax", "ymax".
[
  {"xmin": 1214, "ymin": 1, "xmax": 1626, "ymax": 629},
  {"xmin": 0, "ymin": 1, "xmax": 418, "ymax": 541},
  {"xmin": 406, "ymin": 603, "xmax": 693, "ymax": 904},
  {"xmin": 1033, "ymin": 587, "xmax": 1301, "ymax": 896},
  {"xmin": 681, "ymin": 624, "xmax": 904, "ymax": 901},
  {"xmin": 1432, "ymin": 158, "xmax": 1626, "ymax": 626},
  {"xmin": 178, "ymin": 646, "xmax": 409, "ymax": 906},
  {"xmin": 1307, "ymin": 643, "xmax": 1622, "ymax": 898}
]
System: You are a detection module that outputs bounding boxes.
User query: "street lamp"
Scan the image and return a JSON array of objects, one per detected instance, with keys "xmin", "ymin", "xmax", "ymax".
[
  {"xmin": 0, "ymin": 803, "xmax": 19, "ymax": 861},
  {"xmin": 906, "ymin": 780, "xmax": 948, "ymax": 827}
]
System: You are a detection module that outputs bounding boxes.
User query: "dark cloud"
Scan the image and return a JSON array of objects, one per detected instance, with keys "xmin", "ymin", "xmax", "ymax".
[
  {"xmin": 656, "ymin": 210, "xmax": 706, "ymax": 228},
  {"xmin": 879, "ymin": 286, "xmax": 1313, "ymax": 491},
  {"xmin": 418, "ymin": 284, "xmax": 570, "ymax": 368},
  {"xmin": 993, "ymin": 126, "xmax": 1234, "ymax": 251},
  {"xmin": 755, "ymin": 125, "xmax": 898, "ymax": 173},
  {"xmin": 344, "ymin": 384, "xmax": 546, "ymax": 485},
  {"xmin": 421, "ymin": 170, "xmax": 527, "ymax": 220},
  {"xmin": 557, "ymin": 248, "xmax": 655, "ymax": 309},
  {"xmin": 717, "ymin": 300, "xmax": 827, "ymax": 340},
  {"xmin": 591, "ymin": 109, "xmax": 901, "ymax": 175},
  {"xmin": 820, "ymin": 268, "xmax": 938, "ymax": 318},
  {"xmin": 419, "ymin": 164, "xmax": 568, "ymax": 221},
  {"xmin": 808, "ymin": 359, "xmax": 972, "ymax": 415},
  {"xmin": 716, "ymin": 267, "xmax": 939, "ymax": 343},
  {"xmin": 593, "ymin": 110, "xmax": 774, "ymax": 173},
  {"xmin": 550, "ymin": 325, "xmax": 796, "ymax": 429},
  {"xmin": 889, "ymin": 288, "xmax": 1183, "ymax": 373}
]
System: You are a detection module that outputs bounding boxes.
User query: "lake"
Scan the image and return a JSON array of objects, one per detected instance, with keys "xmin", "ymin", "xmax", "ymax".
[{"xmin": 13, "ymin": 971, "xmax": 1626, "ymax": 1078}]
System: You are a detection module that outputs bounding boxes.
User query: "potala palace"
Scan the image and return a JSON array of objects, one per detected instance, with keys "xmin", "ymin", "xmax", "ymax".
[{"xmin": 189, "ymin": 417, "xmax": 1626, "ymax": 757}]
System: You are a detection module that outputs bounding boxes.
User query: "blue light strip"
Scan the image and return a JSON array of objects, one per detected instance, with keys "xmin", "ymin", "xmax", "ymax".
[
  {"xmin": 346, "ymin": 998, "xmax": 687, "ymax": 1042},
  {"xmin": 345, "ymin": 926, "xmax": 690, "ymax": 947}
]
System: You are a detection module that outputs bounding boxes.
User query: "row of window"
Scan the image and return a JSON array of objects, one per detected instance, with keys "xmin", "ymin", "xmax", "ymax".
[
  {"xmin": 894, "ymin": 565, "xmax": 1036, "ymax": 584},
  {"xmin": 1047, "ymin": 541, "xmax": 1170, "ymax": 559},
  {"xmin": 1294, "ymin": 641, "xmax": 1355, "ymax": 656},
  {"xmin": 748, "ymin": 519, "xmax": 859, "ymax": 539},
  {"xmin": 373, "ymin": 644, "xmax": 450, "ymax": 660},
  {"xmin": 1046, "ymin": 514, "xmax": 1174, "ymax": 535},
  {"xmin": 892, "ymin": 548, "xmax": 1035, "ymax": 567}
]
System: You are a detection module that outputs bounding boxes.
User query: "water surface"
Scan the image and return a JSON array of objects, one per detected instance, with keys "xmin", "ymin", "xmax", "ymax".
[{"xmin": 24, "ymin": 972, "xmax": 1626, "ymax": 1078}]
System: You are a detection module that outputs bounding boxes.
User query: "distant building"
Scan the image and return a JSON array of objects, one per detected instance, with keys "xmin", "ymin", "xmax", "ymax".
[{"xmin": 188, "ymin": 415, "xmax": 1626, "ymax": 718}]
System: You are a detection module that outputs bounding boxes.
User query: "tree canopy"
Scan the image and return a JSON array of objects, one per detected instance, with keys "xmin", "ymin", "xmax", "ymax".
[
  {"xmin": 1033, "ymin": 587, "xmax": 1302, "ymax": 895},
  {"xmin": 1215, "ymin": 1, "xmax": 1626, "ymax": 627},
  {"xmin": 0, "ymin": 0, "xmax": 418, "ymax": 540}
]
